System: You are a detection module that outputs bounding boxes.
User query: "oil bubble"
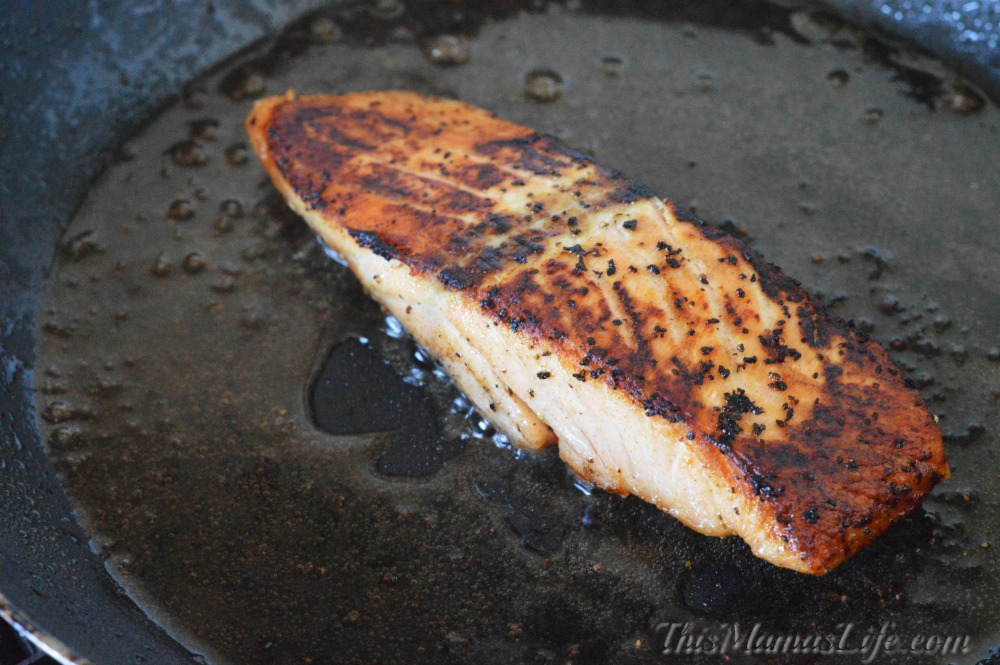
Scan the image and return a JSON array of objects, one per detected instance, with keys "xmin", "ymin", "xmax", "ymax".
[
  {"xmin": 572, "ymin": 477, "xmax": 594, "ymax": 496},
  {"xmin": 167, "ymin": 199, "xmax": 195, "ymax": 221},
  {"xmin": 754, "ymin": 27, "xmax": 775, "ymax": 46},
  {"xmin": 945, "ymin": 83, "xmax": 984, "ymax": 115},
  {"xmin": 827, "ymin": 69, "xmax": 850, "ymax": 88},
  {"xmin": 424, "ymin": 35, "xmax": 471, "ymax": 66},
  {"xmin": 863, "ymin": 107, "xmax": 884, "ymax": 125},
  {"xmin": 62, "ymin": 230, "xmax": 102, "ymax": 261},
  {"xmin": 370, "ymin": 0, "xmax": 404, "ymax": 20},
  {"xmin": 219, "ymin": 199, "xmax": 245, "ymax": 218},
  {"xmin": 317, "ymin": 236, "xmax": 348, "ymax": 266},
  {"xmin": 182, "ymin": 252, "xmax": 208, "ymax": 274},
  {"xmin": 187, "ymin": 118, "xmax": 219, "ymax": 142},
  {"xmin": 48, "ymin": 425, "xmax": 81, "ymax": 447},
  {"xmin": 149, "ymin": 253, "xmax": 173, "ymax": 277},
  {"xmin": 214, "ymin": 218, "xmax": 234, "ymax": 235},
  {"xmin": 692, "ymin": 71, "xmax": 714, "ymax": 92},
  {"xmin": 789, "ymin": 10, "xmax": 842, "ymax": 42},
  {"xmin": 220, "ymin": 68, "xmax": 266, "ymax": 101},
  {"xmin": 309, "ymin": 16, "xmax": 340, "ymax": 43},
  {"xmin": 225, "ymin": 143, "xmax": 250, "ymax": 166},
  {"xmin": 383, "ymin": 315, "xmax": 406, "ymax": 339},
  {"xmin": 599, "ymin": 54, "xmax": 625, "ymax": 77},
  {"xmin": 524, "ymin": 69, "xmax": 564, "ymax": 103},
  {"xmin": 43, "ymin": 401, "xmax": 75, "ymax": 424},
  {"xmin": 181, "ymin": 88, "xmax": 206, "ymax": 110},
  {"xmin": 167, "ymin": 140, "xmax": 208, "ymax": 167},
  {"xmin": 218, "ymin": 262, "xmax": 242, "ymax": 277},
  {"xmin": 932, "ymin": 315, "xmax": 952, "ymax": 332},
  {"xmin": 211, "ymin": 276, "xmax": 237, "ymax": 294}
]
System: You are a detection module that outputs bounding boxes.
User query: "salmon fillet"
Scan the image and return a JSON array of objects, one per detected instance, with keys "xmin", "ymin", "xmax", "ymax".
[{"xmin": 246, "ymin": 90, "xmax": 948, "ymax": 574}]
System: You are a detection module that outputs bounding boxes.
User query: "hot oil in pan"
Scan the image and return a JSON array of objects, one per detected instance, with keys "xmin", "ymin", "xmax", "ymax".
[{"xmin": 35, "ymin": 2, "xmax": 1000, "ymax": 663}]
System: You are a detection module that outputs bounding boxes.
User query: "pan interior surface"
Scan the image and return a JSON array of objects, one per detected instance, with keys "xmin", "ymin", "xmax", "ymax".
[{"xmin": 35, "ymin": 2, "xmax": 1000, "ymax": 663}]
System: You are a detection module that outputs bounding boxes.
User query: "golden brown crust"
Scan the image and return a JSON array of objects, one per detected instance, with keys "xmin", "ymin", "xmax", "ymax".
[{"xmin": 247, "ymin": 91, "xmax": 948, "ymax": 574}]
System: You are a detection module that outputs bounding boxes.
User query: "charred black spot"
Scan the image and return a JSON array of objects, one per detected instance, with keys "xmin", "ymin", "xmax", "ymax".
[
  {"xmin": 715, "ymin": 388, "xmax": 764, "ymax": 446},
  {"xmin": 349, "ymin": 229, "xmax": 401, "ymax": 262},
  {"xmin": 462, "ymin": 163, "xmax": 507, "ymax": 189},
  {"xmin": 512, "ymin": 234, "xmax": 546, "ymax": 257},
  {"xmin": 608, "ymin": 179, "xmax": 655, "ymax": 204},
  {"xmin": 889, "ymin": 482, "xmax": 913, "ymax": 495},
  {"xmin": 741, "ymin": 248, "xmax": 806, "ymax": 303},
  {"xmin": 349, "ymin": 107, "xmax": 411, "ymax": 135},
  {"xmin": 441, "ymin": 188, "xmax": 491, "ymax": 213},
  {"xmin": 797, "ymin": 305, "xmax": 831, "ymax": 349},
  {"xmin": 642, "ymin": 392, "xmax": 682, "ymax": 421},
  {"xmin": 748, "ymin": 473, "xmax": 783, "ymax": 499},
  {"xmin": 483, "ymin": 213, "xmax": 513, "ymax": 234},
  {"xmin": 731, "ymin": 389, "xmax": 764, "ymax": 417},
  {"xmin": 479, "ymin": 286, "xmax": 500, "ymax": 310},
  {"xmin": 298, "ymin": 179, "xmax": 329, "ymax": 212},
  {"xmin": 475, "ymin": 133, "xmax": 566, "ymax": 176},
  {"xmin": 668, "ymin": 202, "xmax": 703, "ymax": 226},
  {"xmin": 437, "ymin": 266, "xmax": 477, "ymax": 290},
  {"xmin": 758, "ymin": 328, "xmax": 801, "ymax": 364},
  {"xmin": 359, "ymin": 167, "xmax": 413, "ymax": 200},
  {"xmin": 470, "ymin": 245, "xmax": 509, "ymax": 273},
  {"xmin": 310, "ymin": 121, "xmax": 375, "ymax": 152}
]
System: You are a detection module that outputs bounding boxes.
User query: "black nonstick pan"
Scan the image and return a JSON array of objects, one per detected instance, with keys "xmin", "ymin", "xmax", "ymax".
[{"xmin": 2, "ymin": 2, "xmax": 999, "ymax": 663}]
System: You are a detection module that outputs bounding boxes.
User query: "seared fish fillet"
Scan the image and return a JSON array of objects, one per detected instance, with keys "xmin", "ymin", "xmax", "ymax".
[{"xmin": 246, "ymin": 90, "xmax": 948, "ymax": 574}]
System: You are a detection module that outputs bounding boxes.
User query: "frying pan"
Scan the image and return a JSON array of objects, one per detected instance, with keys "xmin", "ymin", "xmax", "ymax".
[{"xmin": 2, "ymin": 1, "xmax": 999, "ymax": 663}]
